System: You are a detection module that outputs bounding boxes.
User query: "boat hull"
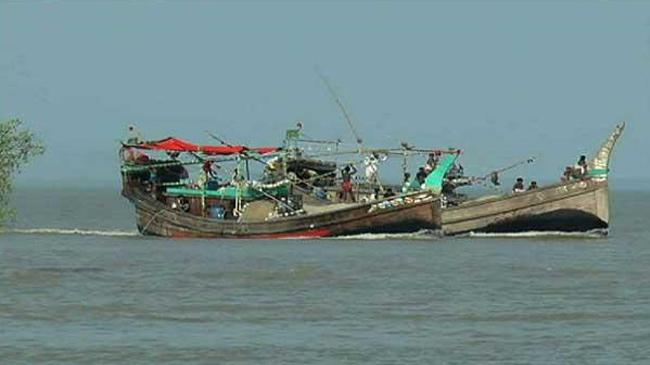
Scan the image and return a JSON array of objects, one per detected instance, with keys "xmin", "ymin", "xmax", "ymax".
[
  {"xmin": 127, "ymin": 190, "xmax": 441, "ymax": 238},
  {"xmin": 441, "ymin": 179, "xmax": 609, "ymax": 235}
]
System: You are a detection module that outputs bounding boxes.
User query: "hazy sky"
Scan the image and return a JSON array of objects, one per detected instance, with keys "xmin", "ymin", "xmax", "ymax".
[{"xmin": 1, "ymin": 1, "xmax": 648, "ymax": 188}]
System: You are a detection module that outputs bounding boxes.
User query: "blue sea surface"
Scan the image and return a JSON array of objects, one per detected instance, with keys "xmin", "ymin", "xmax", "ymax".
[{"xmin": 1, "ymin": 187, "xmax": 649, "ymax": 364}]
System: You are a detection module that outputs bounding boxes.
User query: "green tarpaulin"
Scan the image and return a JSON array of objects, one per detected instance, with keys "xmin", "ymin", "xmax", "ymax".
[
  {"xmin": 166, "ymin": 183, "xmax": 289, "ymax": 200},
  {"xmin": 424, "ymin": 154, "xmax": 458, "ymax": 194}
]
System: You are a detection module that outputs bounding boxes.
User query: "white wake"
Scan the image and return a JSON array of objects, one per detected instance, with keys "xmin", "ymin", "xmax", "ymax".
[
  {"xmin": 0, "ymin": 228, "xmax": 139, "ymax": 237},
  {"xmin": 329, "ymin": 230, "xmax": 443, "ymax": 240},
  {"xmin": 465, "ymin": 230, "xmax": 607, "ymax": 239}
]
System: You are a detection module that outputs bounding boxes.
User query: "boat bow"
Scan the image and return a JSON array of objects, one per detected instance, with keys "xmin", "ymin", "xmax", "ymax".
[{"xmin": 588, "ymin": 122, "xmax": 625, "ymax": 181}]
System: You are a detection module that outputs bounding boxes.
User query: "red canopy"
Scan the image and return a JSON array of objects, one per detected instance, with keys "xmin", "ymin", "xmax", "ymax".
[
  {"xmin": 139, "ymin": 138, "xmax": 201, "ymax": 152},
  {"xmin": 132, "ymin": 137, "xmax": 279, "ymax": 156}
]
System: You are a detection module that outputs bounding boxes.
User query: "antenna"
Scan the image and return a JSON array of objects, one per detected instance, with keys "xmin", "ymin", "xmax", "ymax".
[
  {"xmin": 204, "ymin": 130, "xmax": 229, "ymax": 146},
  {"xmin": 316, "ymin": 70, "xmax": 364, "ymax": 148}
]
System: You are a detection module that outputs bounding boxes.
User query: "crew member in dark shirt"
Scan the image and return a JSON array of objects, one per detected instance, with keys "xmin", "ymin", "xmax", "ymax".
[
  {"xmin": 383, "ymin": 188, "xmax": 396, "ymax": 198},
  {"xmin": 415, "ymin": 167, "xmax": 427, "ymax": 187},
  {"xmin": 203, "ymin": 160, "xmax": 217, "ymax": 179},
  {"xmin": 512, "ymin": 177, "xmax": 525, "ymax": 193}
]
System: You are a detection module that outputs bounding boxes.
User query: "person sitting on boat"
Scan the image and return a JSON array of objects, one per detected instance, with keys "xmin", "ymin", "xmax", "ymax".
[
  {"xmin": 402, "ymin": 172, "xmax": 412, "ymax": 193},
  {"xmin": 384, "ymin": 188, "xmax": 396, "ymax": 198},
  {"xmin": 562, "ymin": 166, "xmax": 573, "ymax": 182},
  {"xmin": 575, "ymin": 155, "xmax": 588, "ymax": 178},
  {"xmin": 490, "ymin": 171, "xmax": 500, "ymax": 186},
  {"xmin": 425, "ymin": 153, "xmax": 439, "ymax": 173},
  {"xmin": 447, "ymin": 163, "xmax": 464, "ymax": 179},
  {"xmin": 340, "ymin": 164, "xmax": 357, "ymax": 202},
  {"xmin": 527, "ymin": 181, "xmax": 538, "ymax": 190},
  {"xmin": 512, "ymin": 177, "xmax": 525, "ymax": 193},
  {"xmin": 415, "ymin": 167, "xmax": 427, "ymax": 188},
  {"xmin": 371, "ymin": 187, "xmax": 380, "ymax": 200},
  {"xmin": 263, "ymin": 156, "xmax": 284, "ymax": 182}
]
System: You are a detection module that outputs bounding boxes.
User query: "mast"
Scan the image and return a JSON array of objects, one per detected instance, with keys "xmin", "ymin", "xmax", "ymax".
[{"xmin": 316, "ymin": 71, "xmax": 364, "ymax": 150}]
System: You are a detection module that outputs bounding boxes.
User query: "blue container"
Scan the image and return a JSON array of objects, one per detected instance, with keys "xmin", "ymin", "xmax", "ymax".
[
  {"xmin": 210, "ymin": 205, "xmax": 226, "ymax": 219},
  {"xmin": 206, "ymin": 180, "xmax": 220, "ymax": 190}
]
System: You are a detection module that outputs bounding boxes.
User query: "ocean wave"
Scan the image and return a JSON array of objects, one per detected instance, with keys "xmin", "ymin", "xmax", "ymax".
[
  {"xmin": 0, "ymin": 228, "xmax": 139, "ymax": 237},
  {"xmin": 465, "ymin": 230, "xmax": 607, "ymax": 239}
]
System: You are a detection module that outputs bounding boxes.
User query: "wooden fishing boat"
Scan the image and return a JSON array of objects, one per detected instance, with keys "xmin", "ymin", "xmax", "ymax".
[
  {"xmin": 120, "ymin": 136, "xmax": 442, "ymax": 238},
  {"xmin": 439, "ymin": 123, "xmax": 625, "ymax": 235},
  {"xmin": 123, "ymin": 187, "xmax": 439, "ymax": 238},
  {"xmin": 120, "ymin": 122, "xmax": 623, "ymax": 238}
]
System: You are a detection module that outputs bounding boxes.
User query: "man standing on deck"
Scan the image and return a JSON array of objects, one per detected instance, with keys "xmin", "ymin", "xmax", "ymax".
[
  {"xmin": 340, "ymin": 164, "xmax": 357, "ymax": 202},
  {"xmin": 202, "ymin": 160, "xmax": 218, "ymax": 179},
  {"xmin": 364, "ymin": 152, "xmax": 386, "ymax": 186}
]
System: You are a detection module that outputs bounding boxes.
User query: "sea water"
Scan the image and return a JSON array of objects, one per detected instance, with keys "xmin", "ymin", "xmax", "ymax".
[{"xmin": 1, "ymin": 187, "xmax": 649, "ymax": 364}]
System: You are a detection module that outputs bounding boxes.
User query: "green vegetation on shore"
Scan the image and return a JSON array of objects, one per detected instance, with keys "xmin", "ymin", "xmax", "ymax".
[{"xmin": 0, "ymin": 118, "xmax": 44, "ymax": 225}]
